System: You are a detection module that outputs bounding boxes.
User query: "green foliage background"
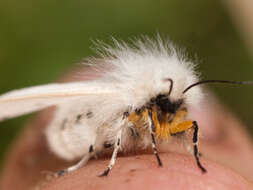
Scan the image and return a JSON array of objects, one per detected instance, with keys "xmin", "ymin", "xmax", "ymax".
[{"xmin": 0, "ymin": 1, "xmax": 252, "ymax": 167}]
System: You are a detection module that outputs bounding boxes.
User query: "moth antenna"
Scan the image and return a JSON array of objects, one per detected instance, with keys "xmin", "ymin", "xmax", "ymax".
[
  {"xmin": 164, "ymin": 78, "xmax": 173, "ymax": 96},
  {"xmin": 183, "ymin": 80, "xmax": 253, "ymax": 94}
]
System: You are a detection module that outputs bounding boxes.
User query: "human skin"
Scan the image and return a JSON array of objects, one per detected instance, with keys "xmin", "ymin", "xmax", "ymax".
[{"xmin": 0, "ymin": 68, "xmax": 253, "ymax": 190}]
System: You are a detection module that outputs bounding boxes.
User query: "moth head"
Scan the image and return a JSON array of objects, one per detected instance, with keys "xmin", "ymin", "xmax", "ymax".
[
  {"xmin": 153, "ymin": 78, "xmax": 184, "ymax": 114},
  {"xmin": 154, "ymin": 94, "xmax": 183, "ymax": 113}
]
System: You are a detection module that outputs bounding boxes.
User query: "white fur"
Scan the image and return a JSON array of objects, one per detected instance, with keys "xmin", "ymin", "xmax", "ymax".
[{"xmin": 0, "ymin": 37, "xmax": 202, "ymax": 161}]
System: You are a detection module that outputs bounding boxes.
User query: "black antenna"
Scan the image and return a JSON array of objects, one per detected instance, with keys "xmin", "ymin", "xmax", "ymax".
[
  {"xmin": 183, "ymin": 80, "xmax": 253, "ymax": 94},
  {"xmin": 165, "ymin": 78, "xmax": 173, "ymax": 96}
]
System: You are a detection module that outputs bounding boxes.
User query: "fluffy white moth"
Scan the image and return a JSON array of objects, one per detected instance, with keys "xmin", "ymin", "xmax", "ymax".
[{"xmin": 0, "ymin": 37, "xmax": 250, "ymax": 176}]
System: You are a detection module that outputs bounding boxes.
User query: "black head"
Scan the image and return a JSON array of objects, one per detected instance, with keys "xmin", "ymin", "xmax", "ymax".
[{"xmin": 155, "ymin": 94, "xmax": 183, "ymax": 114}]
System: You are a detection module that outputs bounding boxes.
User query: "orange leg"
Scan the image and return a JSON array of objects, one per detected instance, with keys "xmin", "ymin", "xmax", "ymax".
[
  {"xmin": 170, "ymin": 120, "xmax": 207, "ymax": 173},
  {"xmin": 169, "ymin": 120, "xmax": 193, "ymax": 135}
]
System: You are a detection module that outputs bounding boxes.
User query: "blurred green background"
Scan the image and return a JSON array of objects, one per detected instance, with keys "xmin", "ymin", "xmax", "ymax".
[{"xmin": 0, "ymin": 0, "xmax": 253, "ymax": 168}]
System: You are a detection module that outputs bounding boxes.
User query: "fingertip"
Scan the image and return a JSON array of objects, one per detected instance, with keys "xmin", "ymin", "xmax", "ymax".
[{"xmin": 42, "ymin": 153, "xmax": 253, "ymax": 190}]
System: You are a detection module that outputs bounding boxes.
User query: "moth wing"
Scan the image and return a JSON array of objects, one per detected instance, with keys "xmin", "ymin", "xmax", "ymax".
[
  {"xmin": 46, "ymin": 103, "xmax": 99, "ymax": 160},
  {"xmin": 46, "ymin": 95, "xmax": 125, "ymax": 160},
  {"xmin": 0, "ymin": 82, "xmax": 118, "ymax": 121}
]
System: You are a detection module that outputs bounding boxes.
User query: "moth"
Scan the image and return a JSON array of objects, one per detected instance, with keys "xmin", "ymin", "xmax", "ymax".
[{"xmin": 0, "ymin": 37, "xmax": 250, "ymax": 176}]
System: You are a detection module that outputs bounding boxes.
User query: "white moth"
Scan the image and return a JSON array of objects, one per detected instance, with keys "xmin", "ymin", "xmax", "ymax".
[{"xmin": 0, "ymin": 37, "xmax": 249, "ymax": 176}]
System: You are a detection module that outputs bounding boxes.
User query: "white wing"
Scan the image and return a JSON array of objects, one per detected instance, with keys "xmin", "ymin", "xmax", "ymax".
[
  {"xmin": 0, "ymin": 82, "xmax": 117, "ymax": 121},
  {"xmin": 46, "ymin": 103, "xmax": 99, "ymax": 160}
]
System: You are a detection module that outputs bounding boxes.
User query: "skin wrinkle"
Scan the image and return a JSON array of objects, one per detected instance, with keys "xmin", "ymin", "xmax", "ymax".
[{"xmin": 1, "ymin": 68, "xmax": 253, "ymax": 190}]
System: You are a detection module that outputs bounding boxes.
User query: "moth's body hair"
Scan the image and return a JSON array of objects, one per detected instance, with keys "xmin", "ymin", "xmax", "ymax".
[{"xmin": 0, "ymin": 36, "xmax": 211, "ymax": 176}]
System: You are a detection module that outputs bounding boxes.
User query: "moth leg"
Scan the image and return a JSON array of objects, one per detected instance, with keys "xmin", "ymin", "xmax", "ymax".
[
  {"xmin": 169, "ymin": 120, "xmax": 194, "ymax": 155},
  {"xmin": 57, "ymin": 145, "xmax": 94, "ymax": 177},
  {"xmin": 181, "ymin": 134, "xmax": 202, "ymax": 157},
  {"xmin": 148, "ymin": 109, "xmax": 163, "ymax": 167},
  {"xmin": 192, "ymin": 121, "xmax": 207, "ymax": 173},
  {"xmin": 99, "ymin": 128, "xmax": 122, "ymax": 177},
  {"xmin": 169, "ymin": 120, "xmax": 193, "ymax": 134}
]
